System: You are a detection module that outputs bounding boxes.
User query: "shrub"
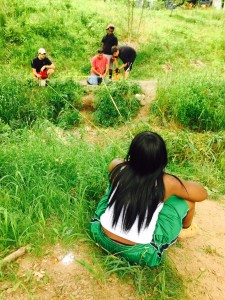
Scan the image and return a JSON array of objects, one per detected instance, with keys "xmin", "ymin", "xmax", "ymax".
[
  {"xmin": 0, "ymin": 77, "xmax": 46, "ymax": 128},
  {"xmin": 151, "ymin": 73, "xmax": 225, "ymax": 132},
  {"xmin": 0, "ymin": 78, "xmax": 85, "ymax": 129},
  {"xmin": 46, "ymin": 80, "xmax": 84, "ymax": 125},
  {"xmin": 57, "ymin": 105, "xmax": 80, "ymax": 129},
  {"xmin": 93, "ymin": 80, "xmax": 141, "ymax": 127}
]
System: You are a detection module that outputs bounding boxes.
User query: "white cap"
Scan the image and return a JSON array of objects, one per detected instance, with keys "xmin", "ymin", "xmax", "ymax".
[
  {"xmin": 38, "ymin": 48, "xmax": 46, "ymax": 54},
  {"xmin": 106, "ymin": 24, "xmax": 115, "ymax": 30}
]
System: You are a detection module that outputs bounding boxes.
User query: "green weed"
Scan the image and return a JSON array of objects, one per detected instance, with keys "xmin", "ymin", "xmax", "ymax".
[
  {"xmin": 0, "ymin": 78, "xmax": 84, "ymax": 129},
  {"xmin": 86, "ymin": 240, "xmax": 187, "ymax": 299},
  {"xmin": 93, "ymin": 80, "xmax": 141, "ymax": 127}
]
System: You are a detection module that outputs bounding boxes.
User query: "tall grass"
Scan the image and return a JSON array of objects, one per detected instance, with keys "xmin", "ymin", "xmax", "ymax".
[
  {"xmin": 0, "ymin": 122, "xmax": 112, "ymax": 250},
  {"xmin": 151, "ymin": 72, "xmax": 225, "ymax": 131},
  {"xmin": 93, "ymin": 80, "xmax": 141, "ymax": 127},
  {"xmin": 0, "ymin": 122, "xmax": 223, "ymax": 253},
  {"xmin": 0, "ymin": 77, "xmax": 85, "ymax": 129}
]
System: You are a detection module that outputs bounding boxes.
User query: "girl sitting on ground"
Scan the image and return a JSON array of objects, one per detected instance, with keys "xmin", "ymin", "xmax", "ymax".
[{"xmin": 90, "ymin": 131, "xmax": 207, "ymax": 267}]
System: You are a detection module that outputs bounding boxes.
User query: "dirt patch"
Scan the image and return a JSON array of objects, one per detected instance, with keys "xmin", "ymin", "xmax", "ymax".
[
  {"xmin": 0, "ymin": 243, "xmax": 144, "ymax": 300},
  {"xmin": 190, "ymin": 59, "xmax": 205, "ymax": 68},
  {"xmin": 134, "ymin": 80, "xmax": 157, "ymax": 120},
  {"xmin": 169, "ymin": 199, "xmax": 225, "ymax": 300}
]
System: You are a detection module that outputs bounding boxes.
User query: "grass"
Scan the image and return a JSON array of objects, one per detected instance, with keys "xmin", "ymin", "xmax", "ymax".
[
  {"xmin": 0, "ymin": 0, "xmax": 225, "ymax": 298},
  {"xmin": 83, "ymin": 244, "xmax": 188, "ymax": 299},
  {"xmin": 151, "ymin": 72, "xmax": 225, "ymax": 131},
  {"xmin": 93, "ymin": 80, "xmax": 141, "ymax": 127}
]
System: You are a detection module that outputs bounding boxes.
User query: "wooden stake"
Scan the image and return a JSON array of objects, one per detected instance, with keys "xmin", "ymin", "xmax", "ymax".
[{"xmin": 1, "ymin": 245, "xmax": 29, "ymax": 266}]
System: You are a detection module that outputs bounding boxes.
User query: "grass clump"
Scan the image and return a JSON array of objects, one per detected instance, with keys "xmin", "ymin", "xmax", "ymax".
[
  {"xmin": 93, "ymin": 80, "xmax": 141, "ymax": 127},
  {"xmin": 152, "ymin": 73, "xmax": 225, "ymax": 131},
  {"xmin": 0, "ymin": 78, "xmax": 85, "ymax": 130},
  {"xmin": 0, "ymin": 123, "xmax": 112, "ymax": 250},
  {"xmin": 0, "ymin": 77, "xmax": 41, "ymax": 129},
  {"xmin": 46, "ymin": 79, "xmax": 84, "ymax": 128}
]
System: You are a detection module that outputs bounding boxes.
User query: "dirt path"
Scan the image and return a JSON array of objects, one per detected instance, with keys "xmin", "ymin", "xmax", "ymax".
[{"xmin": 169, "ymin": 199, "xmax": 225, "ymax": 300}]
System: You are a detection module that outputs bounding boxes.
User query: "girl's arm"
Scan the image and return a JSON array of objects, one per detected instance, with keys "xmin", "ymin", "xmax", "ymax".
[{"xmin": 164, "ymin": 174, "xmax": 208, "ymax": 202}]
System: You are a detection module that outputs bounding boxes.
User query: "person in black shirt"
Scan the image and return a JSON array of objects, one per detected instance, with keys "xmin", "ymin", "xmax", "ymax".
[
  {"xmin": 31, "ymin": 48, "xmax": 55, "ymax": 81},
  {"xmin": 111, "ymin": 45, "xmax": 136, "ymax": 79},
  {"xmin": 102, "ymin": 24, "xmax": 118, "ymax": 79}
]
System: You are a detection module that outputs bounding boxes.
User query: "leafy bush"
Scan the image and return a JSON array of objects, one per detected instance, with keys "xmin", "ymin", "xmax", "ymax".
[
  {"xmin": 0, "ymin": 77, "xmax": 47, "ymax": 128},
  {"xmin": 151, "ymin": 74, "xmax": 225, "ymax": 131},
  {"xmin": 0, "ymin": 78, "xmax": 85, "ymax": 129},
  {"xmin": 93, "ymin": 81, "xmax": 141, "ymax": 127},
  {"xmin": 46, "ymin": 80, "xmax": 84, "ymax": 123}
]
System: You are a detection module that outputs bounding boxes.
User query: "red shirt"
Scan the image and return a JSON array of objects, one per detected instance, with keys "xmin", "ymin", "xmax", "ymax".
[{"xmin": 91, "ymin": 55, "xmax": 108, "ymax": 75}]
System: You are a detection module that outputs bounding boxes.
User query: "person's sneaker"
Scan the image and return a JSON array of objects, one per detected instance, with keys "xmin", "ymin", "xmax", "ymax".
[
  {"xmin": 97, "ymin": 77, "xmax": 102, "ymax": 85},
  {"xmin": 178, "ymin": 223, "xmax": 197, "ymax": 239},
  {"xmin": 39, "ymin": 80, "xmax": 46, "ymax": 87}
]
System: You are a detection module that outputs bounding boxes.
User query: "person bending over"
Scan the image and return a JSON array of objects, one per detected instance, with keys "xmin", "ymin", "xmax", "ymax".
[
  {"xmin": 111, "ymin": 45, "xmax": 136, "ymax": 79},
  {"xmin": 31, "ymin": 48, "xmax": 55, "ymax": 81},
  {"xmin": 87, "ymin": 49, "xmax": 109, "ymax": 85},
  {"xmin": 90, "ymin": 131, "xmax": 207, "ymax": 267}
]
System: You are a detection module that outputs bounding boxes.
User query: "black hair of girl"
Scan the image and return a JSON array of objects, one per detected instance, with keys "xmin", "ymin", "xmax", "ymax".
[{"xmin": 108, "ymin": 131, "xmax": 168, "ymax": 233}]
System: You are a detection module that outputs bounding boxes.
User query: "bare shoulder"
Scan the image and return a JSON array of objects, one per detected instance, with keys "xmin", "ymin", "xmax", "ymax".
[
  {"xmin": 163, "ymin": 173, "xmax": 177, "ymax": 184},
  {"xmin": 108, "ymin": 158, "xmax": 125, "ymax": 172},
  {"xmin": 163, "ymin": 173, "xmax": 179, "ymax": 198}
]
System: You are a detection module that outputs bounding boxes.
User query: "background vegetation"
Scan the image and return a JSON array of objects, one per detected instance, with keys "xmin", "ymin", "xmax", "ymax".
[{"xmin": 0, "ymin": 0, "xmax": 225, "ymax": 298}]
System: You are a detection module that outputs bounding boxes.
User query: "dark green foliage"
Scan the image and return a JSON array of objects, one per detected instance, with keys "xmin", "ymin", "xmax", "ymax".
[
  {"xmin": 57, "ymin": 105, "xmax": 80, "ymax": 129},
  {"xmin": 0, "ymin": 78, "xmax": 44, "ymax": 128},
  {"xmin": 0, "ymin": 78, "xmax": 84, "ymax": 129},
  {"xmin": 152, "ymin": 74, "xmax": 225, "ymax": 131},
  {"xmin": 46, "ymin": 80, "xmax": 84, "ymax": 122},
  {"xmin": 93, "ymin": 81, "xmax": 141, "ymax": 127}
]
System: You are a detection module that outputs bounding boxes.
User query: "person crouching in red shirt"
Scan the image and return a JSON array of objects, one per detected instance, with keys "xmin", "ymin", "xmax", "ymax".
[{"xmin": 87, "ymin": 49, "xmax": 109, "ymax": 85}]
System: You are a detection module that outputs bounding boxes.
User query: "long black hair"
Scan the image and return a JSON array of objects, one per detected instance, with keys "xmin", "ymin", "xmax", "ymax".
[{"xmin": 108, "ymin": 131, "xmax": 168, "ymax": 233}]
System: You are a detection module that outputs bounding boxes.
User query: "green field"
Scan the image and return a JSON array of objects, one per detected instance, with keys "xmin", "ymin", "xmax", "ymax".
[{"xmin": 0, "ymin": 0, "xmax": 225, "ymax": 298}]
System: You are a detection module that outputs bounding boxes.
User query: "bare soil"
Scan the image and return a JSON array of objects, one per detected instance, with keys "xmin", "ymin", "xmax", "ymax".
[
  {"xmin": 1, "ymin": 81, "xmax": 225, "ymax": 300},
  {"xmin": 169, "ymin": 199, "xmax": 225, "ymax": 300}
]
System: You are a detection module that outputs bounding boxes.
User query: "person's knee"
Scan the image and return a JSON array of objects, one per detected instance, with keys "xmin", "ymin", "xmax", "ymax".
[
  {"xmin": 182, "ymin": 200, "xmax": 195, "ymax": 228},
  {"xmin": 185, "ymin": 199, "xmax": 195, "ymax": 211},
  {"xmin": 47, "ymin": 69, "xmax": 54, "ymax": 76},
  {"xmin": 87, "ymin": 76, "xmax": 98, "ymax": 85}
]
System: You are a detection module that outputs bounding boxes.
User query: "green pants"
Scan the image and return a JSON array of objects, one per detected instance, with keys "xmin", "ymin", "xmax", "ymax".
[{"xmin": 90, "ymin": 188, "xmax": 189, "ymax": 267}]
